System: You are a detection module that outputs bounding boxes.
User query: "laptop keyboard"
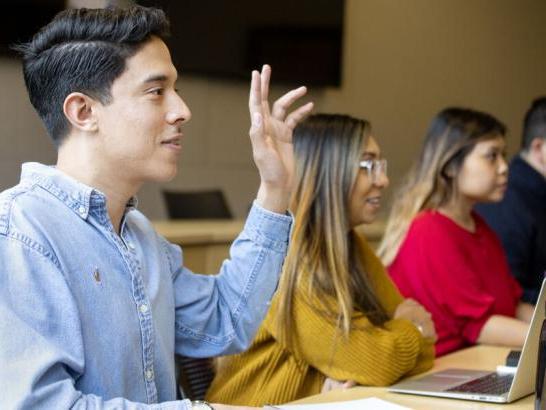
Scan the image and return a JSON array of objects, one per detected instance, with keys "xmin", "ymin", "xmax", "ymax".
[{"xmin": 446, "ymin": 372, "xmax": 514, "ymax": 395}]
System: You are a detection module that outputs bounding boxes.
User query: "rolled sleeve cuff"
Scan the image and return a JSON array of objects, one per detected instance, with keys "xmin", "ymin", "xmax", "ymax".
[
  {"xmin": 244, "ymin": 200, "xmax": 292, "ymax": 253},
  {"xmin": 461, "ymin": 298, "xmax": 496, "ymax": 344}
]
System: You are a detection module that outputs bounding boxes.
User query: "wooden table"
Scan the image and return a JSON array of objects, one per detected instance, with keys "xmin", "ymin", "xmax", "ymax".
[
  {"xmin": 153, "ymin": 219, "xmax": 387, "ymax": 274},
  {"xmin": 292, "ymin": 345, "xmax": 533, "ymax": 409},
  {"xmin": 153, "ymin": 219, "xmax": 244, "ymax": 274}
]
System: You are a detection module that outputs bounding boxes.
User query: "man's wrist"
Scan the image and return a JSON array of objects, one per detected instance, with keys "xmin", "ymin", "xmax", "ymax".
[
  {"xmin": 255, "ymin": 183, "xmax": 290, "ymax": 214},
  {"xmin": 190, "ymin": 400, "xmax": 214, "ymax": 409}
]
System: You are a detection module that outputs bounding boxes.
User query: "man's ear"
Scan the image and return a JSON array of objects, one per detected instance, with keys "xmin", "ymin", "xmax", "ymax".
[
  {"xmin": 528, "ymin": 137, "xmax": 545, "ymax": 162},
  {"xmin": 530, "ymin": 136, "xmax": 545, "ymax": 152},
  {"xmin": 63, "ymin": 92, "xmax": 99, "ymax": 133}
]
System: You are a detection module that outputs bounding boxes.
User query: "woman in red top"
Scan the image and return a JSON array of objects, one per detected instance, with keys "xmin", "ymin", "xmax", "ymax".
[{"xmin": 378, "ymin": 108, "xmax": 534, "ymax": 356}]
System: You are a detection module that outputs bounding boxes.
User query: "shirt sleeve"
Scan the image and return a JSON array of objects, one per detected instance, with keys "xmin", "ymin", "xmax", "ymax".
[
  {"xmin": 262, "ymin": 274, "xmax": 434, "ymax": 386},
  {"xmin": 0, "ymin": 236, "xmax": 192, "ymax": 410},
  {"xmin": 172, "ymin": 202, "xmax": 292, "ymax": 357}
]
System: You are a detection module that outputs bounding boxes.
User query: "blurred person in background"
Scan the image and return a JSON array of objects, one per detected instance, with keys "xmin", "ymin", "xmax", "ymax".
[
  {"xmin": 379, "ymin": 108, "xmax": 533, "ymax": 357},
  {"xmin": 476, "ymin": 97, "xmax": 546, "ymax": 305}
]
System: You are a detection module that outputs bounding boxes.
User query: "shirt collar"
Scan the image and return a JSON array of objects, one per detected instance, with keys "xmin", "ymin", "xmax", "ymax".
[{"xmin": 20, "ymin": 162, "xmax": 138, "ymax": 220}]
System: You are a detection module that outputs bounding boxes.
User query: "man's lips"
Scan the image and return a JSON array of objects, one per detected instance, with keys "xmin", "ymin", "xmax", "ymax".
[{"xmin": 161, "ymin": 133, "xmax": 183, "ymax": 147}]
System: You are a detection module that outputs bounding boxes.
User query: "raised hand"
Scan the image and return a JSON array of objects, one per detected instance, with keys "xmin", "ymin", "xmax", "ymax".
[{"xmin": 248, "ymin": 65, "xmax": 314, "ymax": 213}]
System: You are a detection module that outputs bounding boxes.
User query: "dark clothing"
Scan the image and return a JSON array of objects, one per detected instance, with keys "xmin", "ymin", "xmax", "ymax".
[{"xmin": 476, "ymin": 155, "xmax": 546, "ymax": 304}]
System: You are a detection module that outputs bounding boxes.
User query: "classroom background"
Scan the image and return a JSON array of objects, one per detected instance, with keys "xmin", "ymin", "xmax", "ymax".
[{"xmin": 0, "ymin": 0, "xmax": 545, "ymax": 220}]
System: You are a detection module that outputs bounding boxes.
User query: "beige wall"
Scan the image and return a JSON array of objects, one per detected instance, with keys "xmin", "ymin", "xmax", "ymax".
[
  {"xmin": 1, "ymin": 0, "xmax": 545, "ymax": 220},
  {"xmin": 325, "ymin": 0, "xmax": 546, "ymax": 212},
  {"xmin": 0, "ymin": 58, "xmax": 57, "ymax": 191}
]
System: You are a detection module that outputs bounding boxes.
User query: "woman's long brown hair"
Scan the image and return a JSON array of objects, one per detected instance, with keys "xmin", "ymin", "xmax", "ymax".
[{"xmin": 276, "ymin": 114, "xmax": 389, "ymax": 350}]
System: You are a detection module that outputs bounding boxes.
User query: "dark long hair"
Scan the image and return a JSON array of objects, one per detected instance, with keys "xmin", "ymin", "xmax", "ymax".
[{"xmin": 277, "ymin": 114, "xmax": 389, "ymax": 349}]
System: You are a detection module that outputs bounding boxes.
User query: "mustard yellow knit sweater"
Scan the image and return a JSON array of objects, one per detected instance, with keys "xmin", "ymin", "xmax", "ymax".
[{"xmin": 206, "ymin": 233, "xmax": 434, "ymax": 406}]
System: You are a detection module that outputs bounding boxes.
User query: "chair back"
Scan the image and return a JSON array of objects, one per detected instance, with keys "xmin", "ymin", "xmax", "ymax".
[
  {"xmin": 176, "ymin": 355, "xmax": 215, "ymax": 401},
  {"xmin": 163, "ymin": 190, "xmax": 232, "ymax": 219}
]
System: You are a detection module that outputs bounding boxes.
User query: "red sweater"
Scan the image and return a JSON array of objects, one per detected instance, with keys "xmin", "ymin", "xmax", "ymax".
[{"xmin": 388, "ymin": 210, "xmax": 522, "ymax": 356}]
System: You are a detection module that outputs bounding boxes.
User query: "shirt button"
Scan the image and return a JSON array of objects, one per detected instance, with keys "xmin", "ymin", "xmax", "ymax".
[
  {"xmin": 145, "ymin": 369, "xmax": 154, "ymax": 380},
  {"xmin": 78, "ymin": 206, "xmax": 86, "ymax": 215},
  {"xmin": 127, "ymin": 242, "xmax": 135, "ymax": 250},
  {"xmin": 139, "ymin": 304, "xmax": 149, "ymax": 314}
]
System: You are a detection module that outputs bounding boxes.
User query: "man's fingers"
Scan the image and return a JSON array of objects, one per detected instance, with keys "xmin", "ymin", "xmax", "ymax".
[
  {"xmin": 272, "ymin": 86, "xmax": 308, "ymax": 119},
  {"xmin": 248, "ymin": 112, "xmax": 267, "ymax": 159},
  {"xmin": 248, "ymin": 70, "xmax": 262, "ymax": 121},
  {"xmin": 260, "ymin": 64, "xmax": 271, "ymax": 104},
  {"xmin": 285, "ymin": 102, "xmax": 314, "ymax": 131}
]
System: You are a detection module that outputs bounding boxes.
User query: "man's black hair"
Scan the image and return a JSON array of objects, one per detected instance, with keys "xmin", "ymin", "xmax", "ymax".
[
  {"xmin": 15, "ymin": 6, "xmax": 170, "ymax": 146},
  {"xmin": 522, "ymin": 96, "xmax": 546, "ymax": 151}
]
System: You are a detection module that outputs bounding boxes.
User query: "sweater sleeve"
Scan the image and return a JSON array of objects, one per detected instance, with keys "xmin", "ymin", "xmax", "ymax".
[
  {"xmin": 263, "ymin": 234, "xmax": 434, "ymax": 386},
  {"xmin": 264, "ymin": 293, "xmax": 433, "ymax": 386}
]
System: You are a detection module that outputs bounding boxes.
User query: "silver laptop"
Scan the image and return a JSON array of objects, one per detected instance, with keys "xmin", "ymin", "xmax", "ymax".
[{"xmin": 388, "ymin": 278, "xmax": 546, "ymax": 403}]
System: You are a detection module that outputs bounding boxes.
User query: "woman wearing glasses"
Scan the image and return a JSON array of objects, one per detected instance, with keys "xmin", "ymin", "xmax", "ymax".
[
  {"xmin": 379, "ymin": 108, "xmax": 533, "ymax": 357},
  {"xmin": 206, "ymin": 114, "xmax": 435, "ymax": 406}
]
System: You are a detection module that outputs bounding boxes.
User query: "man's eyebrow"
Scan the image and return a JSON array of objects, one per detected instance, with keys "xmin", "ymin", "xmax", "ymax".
[{"xmin": 142, "ymin": 74, "xmax": 168, "ymax": 84}]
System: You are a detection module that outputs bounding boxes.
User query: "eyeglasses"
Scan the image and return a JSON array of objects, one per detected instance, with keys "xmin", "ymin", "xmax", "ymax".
[{"xmin": 358, "ymin": 158, "xmax": 388, "ymax": 182}]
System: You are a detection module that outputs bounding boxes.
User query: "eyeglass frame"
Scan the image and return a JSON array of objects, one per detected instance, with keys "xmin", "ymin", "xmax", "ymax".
[{"xmin": 358, "ymin": 158, "xmax": 388, "ymax": 182}]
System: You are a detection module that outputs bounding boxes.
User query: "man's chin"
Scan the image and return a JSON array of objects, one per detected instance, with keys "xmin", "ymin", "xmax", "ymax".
[{"xmin": 147, "ymin": 167, "xmax": 178, "ymax": 183}]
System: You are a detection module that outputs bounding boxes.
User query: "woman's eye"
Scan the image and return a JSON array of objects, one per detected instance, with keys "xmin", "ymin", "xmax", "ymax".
[{"xmin": 486, "ymin": 152, "xmax": 498, "ymax": 162}]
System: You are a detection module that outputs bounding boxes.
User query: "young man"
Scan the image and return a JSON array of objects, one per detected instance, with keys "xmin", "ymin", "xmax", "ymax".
[
  {"xmin": 0, "ymin": 6, "xmax": 312, "ymax": 409},
  {"xmin": 477, "ymin": 97, "xmax": 546, "ymax": 305}
]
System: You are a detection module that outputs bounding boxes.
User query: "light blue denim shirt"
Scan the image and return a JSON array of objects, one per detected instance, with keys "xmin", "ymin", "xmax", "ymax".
[{"xmin": 0, "ymin": 163, "xmax": 292, "ymax": 409}]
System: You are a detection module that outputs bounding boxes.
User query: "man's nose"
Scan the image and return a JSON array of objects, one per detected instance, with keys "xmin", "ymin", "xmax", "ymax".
[{"xmin": 167, "ymin": 92, "xmax": 191, "ymax": 125}]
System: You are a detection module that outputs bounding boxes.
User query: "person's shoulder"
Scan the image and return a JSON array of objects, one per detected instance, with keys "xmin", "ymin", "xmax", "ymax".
[
  {"xmin": 407, "ymin": 210, "xmax": 445, "ymax": 234},
  {"xmin": 0, "ymin": 182, "xmax": 66, "ymax": 267},
  {"xmin": 402, "ymin": 210, "xmax": 460, "ymax": 253},
  {"xmin": 0, "ymin": 181, "xmax": 43, "ymax": 235}
]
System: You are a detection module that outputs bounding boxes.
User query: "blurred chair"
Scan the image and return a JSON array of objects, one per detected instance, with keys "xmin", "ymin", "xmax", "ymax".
[
  {"xmin": 176, "ymin": 355, "xmax": 215, "ymax": 401},
  {"xmin": 163, "ymin": 189, "xmax": 232, "ymax": 219}
]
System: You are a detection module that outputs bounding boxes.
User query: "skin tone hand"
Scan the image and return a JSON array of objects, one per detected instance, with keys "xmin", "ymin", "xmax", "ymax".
[
  {"xmin": 321, "ymin": 377, "xmax": 357, "ymax": 393},
  {"xmin": 249, "ymin": 65, "xmax": 314, "ymax": 213},
  {"xmin": 394, "ymin": 298, "xmax": 438, "ymax": 342},
  {"xmin": 209, "ymin": 69, "xmax": 314, "ymax": 410}
]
